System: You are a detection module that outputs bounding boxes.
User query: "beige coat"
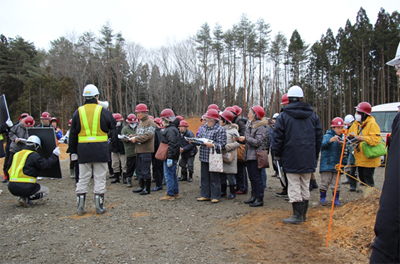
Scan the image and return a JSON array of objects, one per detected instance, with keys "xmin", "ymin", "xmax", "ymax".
[{"xmin": 222, "ymin": 124, "xmax": 241, "ymax": 174}]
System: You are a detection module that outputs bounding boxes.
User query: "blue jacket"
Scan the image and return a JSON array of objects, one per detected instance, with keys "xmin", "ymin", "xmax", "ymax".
[
  {"xmin": 272, "ymin": 101, "xmax": 323, "ymax": 173},
  {"xmin": 319, "ymin": 129, "xmax": 342, "ymax": 173}
]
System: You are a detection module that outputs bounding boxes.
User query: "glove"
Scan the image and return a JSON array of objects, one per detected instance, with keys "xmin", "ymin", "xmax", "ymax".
[
  {"xmin": 167, "ymin": 159, "xmax": 173, "ymax": 167},
  {"xmin": 5, "ymin": 119, "xmax": 13, "ymax": 127},
  {"xmin": 53, "ymin": 147, "xmax": 60, "ymax": 156},
  {"xmin": 117, "ymin": 134, "xmax": 124, "ymax": 139},
  {"xmin": 71, "ymin": 153, "xmax": 78, "ymax": 161}
]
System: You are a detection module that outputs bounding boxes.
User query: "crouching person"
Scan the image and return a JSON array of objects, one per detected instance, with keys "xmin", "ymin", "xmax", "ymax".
[{"xmin": 8, "ymin": 136, "xmax": 60, "ymax": 207}]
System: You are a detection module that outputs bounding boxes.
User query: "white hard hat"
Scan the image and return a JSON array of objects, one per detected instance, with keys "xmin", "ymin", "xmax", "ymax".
[
  {"xmin": 287, "ymin": 85, "xmax": 304, "ymax": 98},
  {"xmin": 82, "ymin": 84, "xmax": 99, "ymax": 97},
  {"xmin": 272, "ymin": 113, "xmax": 279, "ymax": 119},
  {"xmin": 26, "ymin": 135, "xmax": 41, "ymax": 148},
  {"xmin": 386, "ymin": 42, "xmax": 400, "ymax": 67},
  {"xmin": 344, "ymin": 114, "xmax": 355, "ymax": 124}
]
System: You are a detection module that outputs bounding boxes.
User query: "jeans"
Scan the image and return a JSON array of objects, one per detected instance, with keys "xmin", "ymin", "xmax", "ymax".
[
  {"xmin": 163, "ymin": 160, "xmax": 179, "ymax": 196},
  {"xmin": 261, "ymin": 168, "xmax": 267, "ymax": 189}
]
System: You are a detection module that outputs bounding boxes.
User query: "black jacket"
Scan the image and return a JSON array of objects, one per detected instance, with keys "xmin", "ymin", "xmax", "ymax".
[
  {"xmin": 109, "ymin": 125, "xmax": 125, "ymax": 154},
  {"xmin": 371, "ymin": 112, "xmax": 400, "ymax": 263},
  {"xmin": 180, "ymin": 129, "xmax": 198, "ymax": 159},
  {"xmin": 233, "ymin": 116, "xmax": 247, "ymax": 136},
  {"xmin": 272, "ymin": 101, "xmax": 323, "ymax": 173},
  {"xmin": 67, "ymin": 98, "xmax": 116, "ymax": 163},
  {"xmin": 161, "ymin": 118, "xmax": 180, "ymax": 160},
  {"xmin": 154, "ymin": 127, "xmax": 162, "ymax": 154},
  {"xmin": 8, "ymin": 146, "xmax": 58, "ymax": 197}
]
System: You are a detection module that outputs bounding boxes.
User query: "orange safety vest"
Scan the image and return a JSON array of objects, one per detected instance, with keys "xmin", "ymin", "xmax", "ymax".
[
  {"xmin": 8, "ymin": 149, "xmax": 36, "ymax": 183},
  {"xmin": 78, "ymin": 104, "xmax": 108, "ymax": 143}
]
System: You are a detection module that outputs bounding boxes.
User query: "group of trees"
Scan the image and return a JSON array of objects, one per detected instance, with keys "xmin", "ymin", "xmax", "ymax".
[{"xmin": 0, "ymin": 7, "xmax": 399, "ymax": 131}]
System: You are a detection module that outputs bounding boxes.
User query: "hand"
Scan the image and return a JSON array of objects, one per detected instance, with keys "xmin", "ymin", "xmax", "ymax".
[
  {"xmin": 167, "ymin": 159, "xmax": 173, "ymax": 167},
  {"xmin": 6, "ymin": 119, "xmax": 13, "ymax": 127},
  {"xmin": 238, "ymin": 136, "xmax": 245, "ymax": 142},
  {"xmin": 330, "ymin": 136, "xmax": 339, "ymax": 142},
  {"xmin": 356, "ymin": 135, "xmax": 364, "ymax": 141},
  {"xmin": 15, "ymin": 138, "xmax": 20, "ymax": 143},
  {"xmin": 53, "ymin": 147, "xmax": 60, "ymax": 156},
  {"xmin": 204, "ymin": 142, "xmax": 214, "ymax": 148},
  {"xmin": 71, "ymin": 153, "xmax": 78, "ymax": 161},
  {"xmin": 180, "ymin": 148, "xmax": 184, "ymax": 153},
  {"xmin": 130, "ymin": 137, "xmax": 136, "ymax": 143}
]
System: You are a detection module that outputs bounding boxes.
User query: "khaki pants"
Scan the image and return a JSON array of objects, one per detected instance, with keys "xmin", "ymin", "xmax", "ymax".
[
  {"xmin": 111, "ymin": 152, "xmax": 127, "ymax": 174},
  {"xmin": 320, "ymin": 171, "xmax": 341, "ymax": 192},
  {"xmin": 287, "ymin": 173, "xmax": 311, "ymax": 203},
  {"xmin": 76, "ymin": 163, "xmax": 107, "ymax": 195}
]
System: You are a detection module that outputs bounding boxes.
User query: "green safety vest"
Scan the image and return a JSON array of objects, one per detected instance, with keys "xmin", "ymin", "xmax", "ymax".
[
  {"xmin": 0, "ymin": 134, "xmax": 3, "ymax": 140},
  {"xmin": 8, "ymin": 149, "xmax": 36, "ymax": 183},
  {"xmin": 78, "ymin": 104, "xmax": 108, "ymax": 143}
]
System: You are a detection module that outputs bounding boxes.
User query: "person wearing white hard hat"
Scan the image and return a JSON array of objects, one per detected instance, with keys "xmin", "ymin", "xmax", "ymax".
[
  {"xmin": 7, "ymin": 135, "xmax": 60, "ymax": 207},
  {"xmin": 272, "ymin": 85, "xmax": 323, "ymax": 224},
  {"xmin": 370, "ymin": 42, "xmax": 400, "ymax": 264},
  {"xmin": 68, "ymin": 84, "xmax": 116, "ymax": 216}
]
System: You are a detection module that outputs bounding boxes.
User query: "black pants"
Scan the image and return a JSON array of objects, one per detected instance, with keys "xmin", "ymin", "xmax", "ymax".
[
  {"xmin": 3, "ymin": 147, "xmax": 10, "ymax": 178},
  {"xmin": 152, "ymin": 156, "xmax": 163, "ymax": 187},
  {"xmin": 5, "ymin": 152, "xmax": 16, "ymax": 181},
  {"xmin": 348, "ymin": 166, "xmax": 358, "ymax": 189},
  {"xmin": 357, "ymin": 167, "xmax": 375, "ymax": 187},
  {"xmin": 126, "ymin": 156, "xmax": 136, "ymax": 178},
  {"xmin": 236, "ymin": 162, "xmax": 248, "ymax": 192},
  {"xmin": 136, "ymin": 153, "xmax": 152, "ymax": 180},
  {"xmin": 246, "ymin": 160, "xmax": 264, "ymax": 198}
]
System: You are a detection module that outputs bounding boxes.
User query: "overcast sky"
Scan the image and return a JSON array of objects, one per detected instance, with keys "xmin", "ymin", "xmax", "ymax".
[{"xmin": 1, "ymin": 0, "xmax": 398, "ymax": 50}]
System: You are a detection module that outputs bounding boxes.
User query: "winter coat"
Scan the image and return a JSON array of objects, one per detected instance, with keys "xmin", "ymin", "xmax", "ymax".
[
  {"xmin": 0, "ymin": 123, "xmax": 8, "ymax": 158},
  {"xmin": 198, "ymin": 121, "xmax": 227, "ymax": 163},
  {"xmin": 180, "ymin": 129, "xmax": 197, "ymax": 159},
  {"xmin": 134, "ymin": 115, "xmax": 155, "ymax": 154},
  {"xmin": 233, "ymin": 116, "xmax": 247, "ymax": 136},
  {"xmin": 7, "ymin": 145, "xmax": 58, "ymax": 197},
  {"xmin": 348, "ymin": 115, "xmax": 381, "ymax": 168},
  {"xmin": 68, "ymin": 98, "xmax": 116, "ymax": 164},
  {"xmin": 9, "ymin": 122, "xmax": 29, "ymax": 154},
  {"xmin": 121, "ymin": 124, "xmax": 137, "ymax": 157},
  {"xmin": 243, "ymin": 118, "xmax": 267, "ymax": 161},
  {"xmin": 154, "ymin": 127, "xmax": 162, "ymax": 154},
  {"xmin": 272, "ymin": 101, "xmax": 323, "ymax": 174},
  {"xmin": 161, "ymin": 118, "xmax": 180, "ymax": 160},
  {"xmin": 319, "ymin": 129, "xmax": 343, "ymax": 173},
  {"xmin": 109, "ymin": 124, "xmax": 125, "ymax": 154},
  {"xmin": 222, "ymin": 123, "xmax": 241, "ymax": 174},
  {"xmin": 371, "ymin": 112, "xmax": 400, "ymax": 262}
]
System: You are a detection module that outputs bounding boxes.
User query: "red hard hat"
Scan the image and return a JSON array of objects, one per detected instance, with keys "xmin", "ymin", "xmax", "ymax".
[
  {"xmin": 40, "ymin": 112, "xmax": 51, "ymax": 120},
  {"xmin": 160, "ymin": 108, "xmax": 175, "ymax": 119},
  {"xmin": 154, "ymin": 117, "xmax": 162, "ymax": 125},
  {"xmin": 331, "ymin": 117, "xmax": 344, "ymax": 127},
  {"xmin": 148, "ymin": 115, "xmax": 154, "ymax": 120},
  {"xmin": 135, "ymin": 103, "xmax": 149, "ymax": 112},
  {"xmin": 19, "ymin": 113, "xmax": 29, "ymax": 121},
  {"xmin": 179, "ymin": 120, "xmax": 188, "ymax": 127},
  {"xmin": 251, "ymin": 105, "xmax": 265, "ymax": 119},
  {"xmin": 126, "ymin": 114, "xmax": 138, "ymax": 123},
  {"xmin": 50, "ymin": 117, "xmax": 59, "ymax": 125},
  {"xmin": 225, "ymin": 107, "xmax": 237, "ymax": 115},
  {"xmin": 233, "ymin": 105, "xmax": 242, "ymax": 116},
  {"xmin": 68, "ymin": 119, "xmax": 72, "ymax": 126},
  {"xmin": 113, "ymin": 113, "xmax": 123, "ymax": 121},
  {"xmin": 24, "ymin": 116, "xmax": 35, "ymax": 127},
  {"xmin": 207, "ymin": 104, "xmax": 219, "ymax": 111},
  {"xmin": 355, "ymin": 102, "xmax": 372, "ymax": 115},
  {"xmin": 220, "ymin": 110, "xmax": 234, "ymax": 123},
  {"xmin": 176, "ymin": 115, "xmax": 183, "ymax": 121},
  {"xmin": 203, "ymin": 109, "xmax": 219, "ymax": 120},
  {"xmin": 281, "ymin": 94, "xmax": 289, "ymax": 105}
]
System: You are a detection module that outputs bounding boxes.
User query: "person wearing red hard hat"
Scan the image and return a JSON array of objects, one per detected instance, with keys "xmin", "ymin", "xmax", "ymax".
[
  {"xmin": 151, "ymin": 115, "xmax": 164, "ymax": 191},
  {"xmin": 37, "ymin": 112, "xmax": 51, "ymax": 127},
  {"xmin": 178, "ymin": 120, "xmax": 197, "ymax": 183},
  {"xmin": 109, "ymin": 113, "xmax": 127, "ymax": 184},
  {"xmin": 207, "ymin": 104, "xmax": 219, "ymax": 112},
  {"xmin": 120, "ymin": 114, "xmax": 139, "ymax": 188},
  {"xmin": 235, "ymin": 106, "xmax": 267, "ymax": 207},
  {"xmin": 219, "ymin": 110, "xmax": 241, "ymax": 200},
  {"xmin": 196, "ymin": 108, "xmax": 227, "ymax": 203},
  {"xmin": 281, "ymin": 94, "xmax": 289, "ymax": 106},
  {"xmin": 50, "ymin": 117, "xmax": 63, "ymax": 140},
  {"xmin": 319, "ymin": 117, "xmax": 345, "ymax": 207},
  {"xmin": 130, "ymin": 103, "xmax": 156, "ymax": 196},
  {"xmin": 272, "ymin": 85, "xmax": 323, "ymax": 224},
  {"xmin": 348, "ymin": 102, "xmax": 382, "ymax": 198}
]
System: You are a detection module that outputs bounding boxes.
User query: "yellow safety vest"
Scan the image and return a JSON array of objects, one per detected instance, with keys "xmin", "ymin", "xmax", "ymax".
[
  {"xmin": 78, "ymin": 104, "xmax": 108, "ymax": 143},
  {"xmin": 8, "ymin": 149, "xmax": 36, "ymax": 183},
  {"xmin": 0, "ymin": 134, "xmax": 3, "ymax": 140}
]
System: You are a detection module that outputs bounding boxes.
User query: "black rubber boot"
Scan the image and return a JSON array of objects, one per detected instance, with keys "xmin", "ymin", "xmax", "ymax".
[
  {"xmin": 132, "ymin": 179, "xmax": 144, "ymax": 193},
  {"xmin": 188, "ymin": 172, "xmax": 193, "ymax": 182},
  {"xmin": 244, "ymin": 194, "xmax": 256, "ymax": 204},
  {"xmin": 126, "ymin": 177, "xmax": 132, "ymax": 187},
  {"xmin": 303, "ymin": 200, "xmax": 309, "ymax": 222},
  {"xmin": 227, "ymin": 185, "xmax": 236, "ymax": 199},
  {"xmin": 111, "ymin": 172, "xmax": 120, "ymax": 184},
  {"xmin": 221, "ymin": 184, "xmax": 227, "ymax": 198},
  {"xmin": 140, "ymin": 179, "xmax": 151, "ymax": 195},
  {"xmin": 178, "ymin": 170, "xmax": 188, "ymax": 181},
  {"xmin": 283, "ymin": 202, "xmax": 304, "ymax": 224},
  {"xmin": 95, "ymin": 194, "xmax": 106, "ymax": 214},
  {"xmin": 122, "ymin": 173, "xmax": 127, "ymax": 184},
  {"xmin": 249, "ymin": 197, "xmax": 263, "ymax": 207},
  {"xmin": 76, "ymin": 194, "xmax": 86, "ymax": 216}
]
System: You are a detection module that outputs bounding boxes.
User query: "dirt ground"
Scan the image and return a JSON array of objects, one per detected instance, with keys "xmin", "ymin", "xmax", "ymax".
[{"xmin": 0, "ymin": 118, "xmax": 383, "ymax": 263}]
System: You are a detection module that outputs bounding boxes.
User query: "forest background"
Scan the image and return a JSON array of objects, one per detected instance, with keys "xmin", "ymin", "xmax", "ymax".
[{"xmin": 0, "ymin": 7, "xmax": 399, "ymax": 132}]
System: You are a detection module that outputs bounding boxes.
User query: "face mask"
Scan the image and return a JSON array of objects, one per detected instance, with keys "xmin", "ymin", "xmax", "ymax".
[
  {"xmin": 129, "ymin": 123, "xmax": 137, "ymax": 129},
  {"xmin": 355, "ymin": 113, "xmax": 362, "ymax": 122},
  {"xmin": 116, "ymin": 121, "xmax": 121, "ymax": 127}
]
